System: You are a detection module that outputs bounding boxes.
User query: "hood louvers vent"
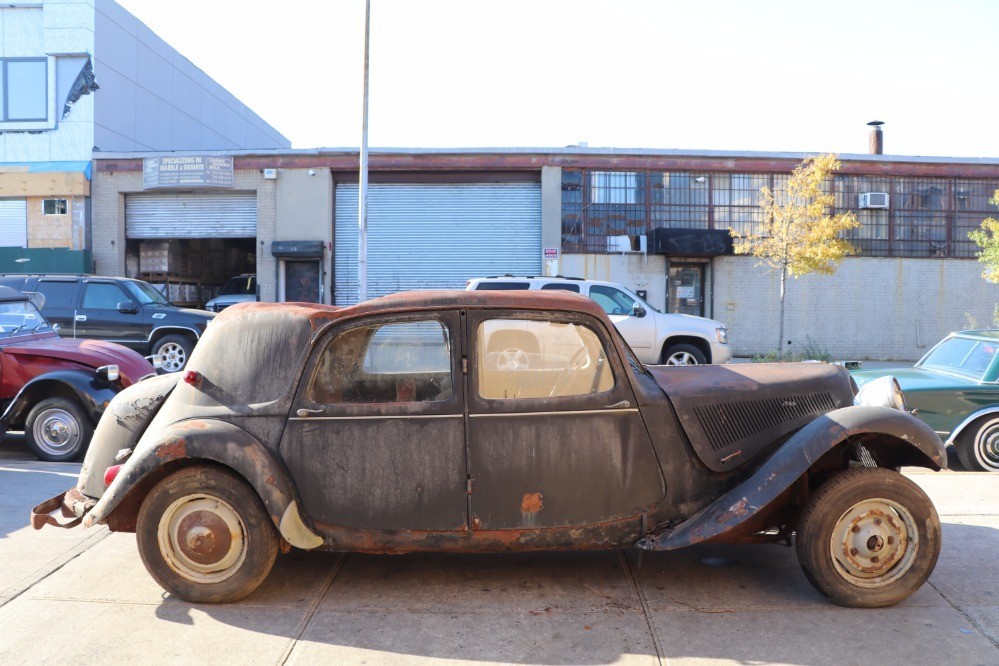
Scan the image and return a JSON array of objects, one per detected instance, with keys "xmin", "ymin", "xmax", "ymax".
[{"xmin": 693, "ymin": 392, "xmax": 836, "ymax": 452}]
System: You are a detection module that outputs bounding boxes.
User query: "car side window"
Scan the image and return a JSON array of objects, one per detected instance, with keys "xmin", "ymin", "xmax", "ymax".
[
  {"xmin": 540, "ymin": 283, "xmax": 580, "ymax": 292},
  {"xmin": 476, "ymin": 318, "xmax": 614, "ymax": 400},
  {"xmin": 309, "ymin": 320, "xmax": 453, "ymax": 404},
  {"xmin": 82, "ymin": 283, "xmax": 129, "ymax": 310},
  {"xmin": 36, "ymin": 281, "xmax": 76, "ymax": 308},
  {"xmin": 475, "ymin": 282, "xmax": 530, "ymax": 290},
  {"xmin": 588, "ymin": 285, "xmax": 637, "ymax": 316}
]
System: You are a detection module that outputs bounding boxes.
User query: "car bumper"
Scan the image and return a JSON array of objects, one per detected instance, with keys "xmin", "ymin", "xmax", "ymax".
[
  {"xmin": 710, "ymin": 341, "xmax": 732, "ymax": 364},
  {"xmin": 30, "ymin": 487, "xmax": 94, "ymax": 529}
]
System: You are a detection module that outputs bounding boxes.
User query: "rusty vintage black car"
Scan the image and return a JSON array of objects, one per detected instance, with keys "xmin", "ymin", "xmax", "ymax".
[{"xmin": 32, "ymin": 291, "xmax": 945, "ymax": 607}]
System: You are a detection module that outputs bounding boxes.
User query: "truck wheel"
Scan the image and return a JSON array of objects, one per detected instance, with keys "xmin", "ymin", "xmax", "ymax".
[
  {"xmin": 795, "ymin": 467, "xmax": 940, "ymax": 608},
  {"xmin": 25, "ymin": 398, "xmax": 93, "ymax": 462},
  {"xmin": 136, "ymin": 465, "xmax": 279, "ymax": 603},
  {"xmin": 955, "ymin": 417, "xmax": 999, "ymax": 472},
  {"xmin": 661, "ymin": 343, "xmax": 706, "ymax": 365},
  {"xmin": 153, "ymin": 334, "xmax": 194, "ymax": 373}
]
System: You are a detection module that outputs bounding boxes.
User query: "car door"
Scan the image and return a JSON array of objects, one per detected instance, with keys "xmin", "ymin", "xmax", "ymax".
[
  {"xmin": 75, "ymin": 280, "xmax": 146, "ymax": 348},
  {"xmin": 465, "ymin": 310, "xmax": 665, "ymax": 535},
  {"xmin": 33, "ymin": 278, "xmax": 79, "ymax": 336},
  {"xmin": 279, "ymin": 312, "xmax": 468, "ymax": 532},
  {"xmin": 586, "ymin": 284, "xmax": 655, "ymax": 360}
]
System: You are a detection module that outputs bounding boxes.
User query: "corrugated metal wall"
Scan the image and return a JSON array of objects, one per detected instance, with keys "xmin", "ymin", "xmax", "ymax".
[
  {"xmin": 0, "ymin": 199, "xmax": 28, "ymax": 247},
  {"xmin": 124, "ymin": 193, "xmax": 257, "ymax": 238},
  {"xmin": 334, "ymin": 183, "xmax": 541, "ymax": 305}
]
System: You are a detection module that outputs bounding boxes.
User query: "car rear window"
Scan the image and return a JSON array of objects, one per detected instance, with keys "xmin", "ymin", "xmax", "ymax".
[{"xmin": 475, "ymin": 282, "xmax": 531, "ymax": 290}]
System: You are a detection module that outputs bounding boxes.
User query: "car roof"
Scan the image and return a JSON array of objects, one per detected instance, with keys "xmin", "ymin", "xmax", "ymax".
[
  {"xmin": 0, "ymin": 286, "xmax": 28, "ymax": 303},
  {"xmin": 470, "ymin": 275, "xmax": 637, "ymax": 290}
]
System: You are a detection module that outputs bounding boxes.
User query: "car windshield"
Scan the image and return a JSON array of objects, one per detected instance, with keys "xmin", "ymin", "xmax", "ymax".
[
  {"xmin": 918, "ymin": 336, "xmax": 998, "ymax": 381},
  {"xmin": 0, "ymin": 300, "xmax": 52, "ymax": 337},
  {"xmin": 125, "ymin": 280, "xmax": 173, "ymax": 306},
  {"xmin": 219, "ymin": 276, "xmax": 256, "ymax": 296}
]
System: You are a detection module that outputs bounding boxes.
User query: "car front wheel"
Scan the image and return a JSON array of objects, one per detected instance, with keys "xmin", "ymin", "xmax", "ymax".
[
  {"xmin": 25, "ymin": 398, "xmax": 93, "ymax": 462},
  {"xmin": 152, "ymin": 334, "xmax": 195, "ymax": 373},
  {"xmin": 955, "ymin": 417, "xmax": 999, "ymax": 472},
  {"xmin": 136, "ymin": 466, "xmax": 279, "ymax": 603},
  {"xmin": 661, "ymin": 343, "xmax": 706, "ymax": 365},
  {"xmin": 795, "ymin": 467, "xmax": 941, "ymax": 608}
]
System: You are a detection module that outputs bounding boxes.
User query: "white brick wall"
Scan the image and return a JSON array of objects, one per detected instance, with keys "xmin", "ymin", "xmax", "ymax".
[{"xmin": 711, "ymin": 255, "xmax": 999, "ymax": 361}]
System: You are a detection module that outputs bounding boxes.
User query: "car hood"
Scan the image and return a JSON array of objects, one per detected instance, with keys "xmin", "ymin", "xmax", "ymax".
[
  {"xmin": 852, "ymin": 367, "xmax": 974, "ymax": 391},
  {"xmin": 653, "ymin": 311, "xmax": 723, "ymax": 332},
  {"xmin": 1, "ymin": 335, "xmax": 155, "ymax": 385},
  {"xmin": 205, "ymin": 294, "xmax": 255, "ymax": 307},
  {"xmin": 647, "ymin": 362, "xmax": 855, "ymax": 472}
]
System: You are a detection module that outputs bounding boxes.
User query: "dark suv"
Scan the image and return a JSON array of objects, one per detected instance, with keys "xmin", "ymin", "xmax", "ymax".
[{"xmin": 0, "ymin": 275, "xmax": 215, "ymax": 373}]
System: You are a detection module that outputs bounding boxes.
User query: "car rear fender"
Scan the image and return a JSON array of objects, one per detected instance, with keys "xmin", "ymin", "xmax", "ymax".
[
  {"xmin": 637, "ymin": 406, "xmax": 945, "ymax": 551},
  {"xmin": 85, "ymin": 419, "xmax": 324, "ymax": 550},
  {"xmin": 0, "ymin": 370, "xmax": 115, "ymax": 429}
]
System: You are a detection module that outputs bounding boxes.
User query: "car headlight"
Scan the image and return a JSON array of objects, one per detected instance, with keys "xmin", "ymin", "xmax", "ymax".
[
  {"xmin": 854, "ymin": 375, "xmax": 906, "ymax": 411},
  {"xmin": 716, "ymin": 327, "xmax": 728, "ymax": 344}
]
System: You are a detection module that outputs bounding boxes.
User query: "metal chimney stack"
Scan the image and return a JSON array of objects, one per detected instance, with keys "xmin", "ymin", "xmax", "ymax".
[{"xmin": 867, "ymin": 120, "xmax": 884, "ymax": 155}]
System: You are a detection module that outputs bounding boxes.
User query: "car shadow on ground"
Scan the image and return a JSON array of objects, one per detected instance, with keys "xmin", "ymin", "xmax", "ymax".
[{"xmin": 149, "ymin": 521, "xmax": 999, "ymax": 664}]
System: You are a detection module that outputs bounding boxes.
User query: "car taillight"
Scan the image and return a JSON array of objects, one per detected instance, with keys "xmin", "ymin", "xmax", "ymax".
[
  {"xmin": 183, "ymin": 370, "xmax": 201, "ymax": 387},
  {"xmin": 104, "ymin": 464, "xmax": 122, "ymax": 487}
]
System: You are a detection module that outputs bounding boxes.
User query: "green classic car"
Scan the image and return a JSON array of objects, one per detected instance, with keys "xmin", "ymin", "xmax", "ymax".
[{"xmin": 853, "ymin": 330, "xmax": 999, "ymax": 472}]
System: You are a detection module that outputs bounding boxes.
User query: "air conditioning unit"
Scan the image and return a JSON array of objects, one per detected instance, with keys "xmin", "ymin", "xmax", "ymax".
[
  {"xmin": 858, "ymin": 192, "xmax": 889, "ymax": 209},
  {"xmin": 606, "ymin": 235, "xmax": 647, "ymax": 253}
]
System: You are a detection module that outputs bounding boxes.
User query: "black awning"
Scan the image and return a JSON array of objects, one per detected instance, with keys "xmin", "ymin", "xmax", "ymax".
[
  {"xmin": 648, "ymin": 228, "xmax": 733, "ymax": 257},
  {"xmin": 271, "ymin": 240, "xmax": 325, "ymax": 259}
]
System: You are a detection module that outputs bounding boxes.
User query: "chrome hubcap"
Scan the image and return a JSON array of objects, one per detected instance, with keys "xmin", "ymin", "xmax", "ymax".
[
  {"xmin": 32, "ymin": 408, "xmax": 81, "ymax": 456},
  {"xmin": 976, "ymin": 422, "xmax": 999, "ymax": 472},
  {"xmin": 158, "ymin": 342, "xmax": 187, "ymax": 372},
  {"xmin": 666, "ymin": 352, "xmax": 698, "ymax": 365}
]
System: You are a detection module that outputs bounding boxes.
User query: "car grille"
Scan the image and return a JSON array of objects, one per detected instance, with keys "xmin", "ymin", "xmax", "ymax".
[{"xmin": 693, "ymin": 392, "xmax": 836, "ymax": 452}]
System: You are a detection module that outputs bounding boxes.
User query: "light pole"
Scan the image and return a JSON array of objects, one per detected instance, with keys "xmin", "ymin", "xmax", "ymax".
[{"xmin": 358, "ymin": 0, "xmax": 371, "ymax": 303}]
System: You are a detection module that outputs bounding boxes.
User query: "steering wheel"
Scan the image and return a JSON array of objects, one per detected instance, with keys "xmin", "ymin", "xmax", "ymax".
[
  {"xmin": 495, "ymin": 347, "xmax": 530, "ymax": 371},
  {"xmin": 548, "ymin": 346, "xmax": 588, "ymax": 397}
]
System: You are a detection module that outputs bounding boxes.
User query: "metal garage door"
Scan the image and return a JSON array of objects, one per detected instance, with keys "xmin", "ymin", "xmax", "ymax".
[
  {"xmin": 334, "ymin": 183, "xmax": 541, "ymax": 305},
  {"xmin": 0, "ymin": 199, "xmax": 27, "ymax": 247},
  {"xmin": 125, "ymin": 193, "xmax": 257, "ymax": 238}
]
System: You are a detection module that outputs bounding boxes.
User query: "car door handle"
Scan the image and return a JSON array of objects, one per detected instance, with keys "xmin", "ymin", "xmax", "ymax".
[
  {"xmin": 604, "ymin": 400, "xmax": 631, "ymax": 409},
  {"xmin": 75, "ymin": 315, "xmax": 87, "ymax": 322},
  {"xmin": 296, "ymin": 408, "xmax": 324, "ymax": 417}
]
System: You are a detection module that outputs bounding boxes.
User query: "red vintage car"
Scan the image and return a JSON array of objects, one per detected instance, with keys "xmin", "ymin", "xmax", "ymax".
[{"xmin": 0, "ymin": 286, "xmax": 156, "ymax": 461}]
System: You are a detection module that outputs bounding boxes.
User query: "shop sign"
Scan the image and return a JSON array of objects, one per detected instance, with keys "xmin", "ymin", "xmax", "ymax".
[
  {"xmin": 543, "ymin": 248, "xmax": 559, "ymax": 259},
  {"xmin": 143, "ymin": 156, "xmax": 234, "ymax": 189}
]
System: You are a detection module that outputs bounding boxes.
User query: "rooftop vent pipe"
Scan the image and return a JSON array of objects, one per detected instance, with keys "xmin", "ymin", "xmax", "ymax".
[{"xmin": 867, "ymin": 120, "xmax": 884, "ymax": 155}]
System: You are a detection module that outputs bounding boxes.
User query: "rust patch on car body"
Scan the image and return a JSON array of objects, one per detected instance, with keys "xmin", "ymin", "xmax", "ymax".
[
  {"xmin": 521, "ymin": 492, "xmax": 543, "ymax": 514},
  {"xmin": 155, "ymin": 438, "xmax": 186, "ymax": 460},
  {"xmin": 715, "ymin": 497, "xmax": 751, "ymax": 523}
]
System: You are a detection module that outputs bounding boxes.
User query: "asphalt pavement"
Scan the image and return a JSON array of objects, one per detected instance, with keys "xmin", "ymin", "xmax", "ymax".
[{"xmin": 0, "ymin": 434, "xmax": 996, "ymax": 665}]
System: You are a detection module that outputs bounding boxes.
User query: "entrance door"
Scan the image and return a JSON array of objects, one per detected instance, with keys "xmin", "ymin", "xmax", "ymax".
[
  {"xmin": 668, "ymin": 264, "xmax": 705, "ymax": 316},
  {"xmin": 465, "ymin": 312, "xmax": 665, "ymax": 531},
  {"xmin": 279, "ymin": 260, "xmax": 323, "ymax": 303}
]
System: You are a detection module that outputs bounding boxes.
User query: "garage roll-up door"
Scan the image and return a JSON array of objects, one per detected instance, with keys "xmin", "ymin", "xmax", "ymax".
[
  {"xmin": 125, "ymin": 193, "xmax": 257, "ymax": 238},
  {"xmin": 0, "ymin": 199, "xmax": 28, "ymax": 247},
  {"xmin": 335, "ymin": 183, "xmax": 541, "ymax": 305}
]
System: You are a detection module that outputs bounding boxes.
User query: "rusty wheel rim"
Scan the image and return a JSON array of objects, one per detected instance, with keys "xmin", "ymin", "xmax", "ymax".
[
  {"xmin": 829, "ymin": 498, "xmax": 917, "ymax": 588},
  {"xmin": 158, "ymin": 494, "xmax": 247, "ymax": 584}
]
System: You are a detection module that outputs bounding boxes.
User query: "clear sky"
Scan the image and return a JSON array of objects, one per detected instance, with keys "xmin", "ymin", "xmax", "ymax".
[{"xmin": 116, "ymin": 0, "xmax": 999, "ymax": 158}]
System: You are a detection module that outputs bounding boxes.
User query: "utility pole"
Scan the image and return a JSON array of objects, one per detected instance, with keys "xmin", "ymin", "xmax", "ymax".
[{"xmin": 358, "ymin": 0, "xmax": 370, "ymax": 303}]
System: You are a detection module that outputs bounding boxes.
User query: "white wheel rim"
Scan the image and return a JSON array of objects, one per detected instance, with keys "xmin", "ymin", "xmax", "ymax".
[
  {"xmin": 32, "ymin": 408, "xmax": 82, "ymax": 456},
  {"xmin": 829, "ymin": 498, "xmax": 918, "ymax": 588},
  {"xmin": 975, "ymin": 422, "xmax": 999, "ymax": 472},
  {"xmin": 157, "ymin": 494, "xmax": 247, "ymax": 584},
  {"xmin": 158, "ymin": 342, "xmax": 187, "ymax": 372},
  {"xmin": 667, "ymin": 351, "xmax": 698, "ymax": 365}
]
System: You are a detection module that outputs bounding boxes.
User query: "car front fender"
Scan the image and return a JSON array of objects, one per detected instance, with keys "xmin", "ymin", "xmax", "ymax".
[
  {"xmin": 637, "ymin": 405, "xmax": 945, "ymax": 552},
  {"xmin": 84, "ymin": 419, "xmax": 324, "ymax": 550},
  {"xmin": 0, "ymin": 370, "xmax": 117, "ymax": 429}
]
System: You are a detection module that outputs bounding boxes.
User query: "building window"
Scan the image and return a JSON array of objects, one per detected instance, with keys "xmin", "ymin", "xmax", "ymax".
[
  {"xmin": 2, "ymin": 58, "xmax": 48, "ymax": 122},
  {"xmin": 43, "ymin": 199, "xmax": 68, "ymax": 215}
]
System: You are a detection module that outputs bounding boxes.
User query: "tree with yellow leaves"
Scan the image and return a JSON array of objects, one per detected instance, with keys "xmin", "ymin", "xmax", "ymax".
[
  {"xmin": 733, "ymin": 153, "xmax": 859, "ymax": 359},
  {"xmin": 968, "ymin": 189, "xmax": 999, "ymax": 283}
]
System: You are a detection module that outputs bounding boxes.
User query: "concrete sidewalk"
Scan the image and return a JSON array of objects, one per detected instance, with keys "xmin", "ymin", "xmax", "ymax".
[{"xmin": 0, "ymin": 454, "xmax": 996, "ymax": 665}]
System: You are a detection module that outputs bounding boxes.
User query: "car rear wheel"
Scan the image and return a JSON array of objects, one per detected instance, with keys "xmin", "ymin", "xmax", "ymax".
[
  {"xmin": 136, "ymin": 465, "xmax": 279, "ymax": 603},
  {"xmin": 25, "ymin": 398, "xmax": 93, "ymax": 462},
  {"xmin": 795, "ymin": 467, "xmax": 940, "ymax": 608},
  {"xmin": 152, "ymin": 334, "xmax": 194, "ymax": 373},
  {"xmin": 661, "ymin": 343, "xmax": 706, "ymax": 365},
  {"xmin": 955, "ymin": 417, "xmax": 999, "ymax": 472}
]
